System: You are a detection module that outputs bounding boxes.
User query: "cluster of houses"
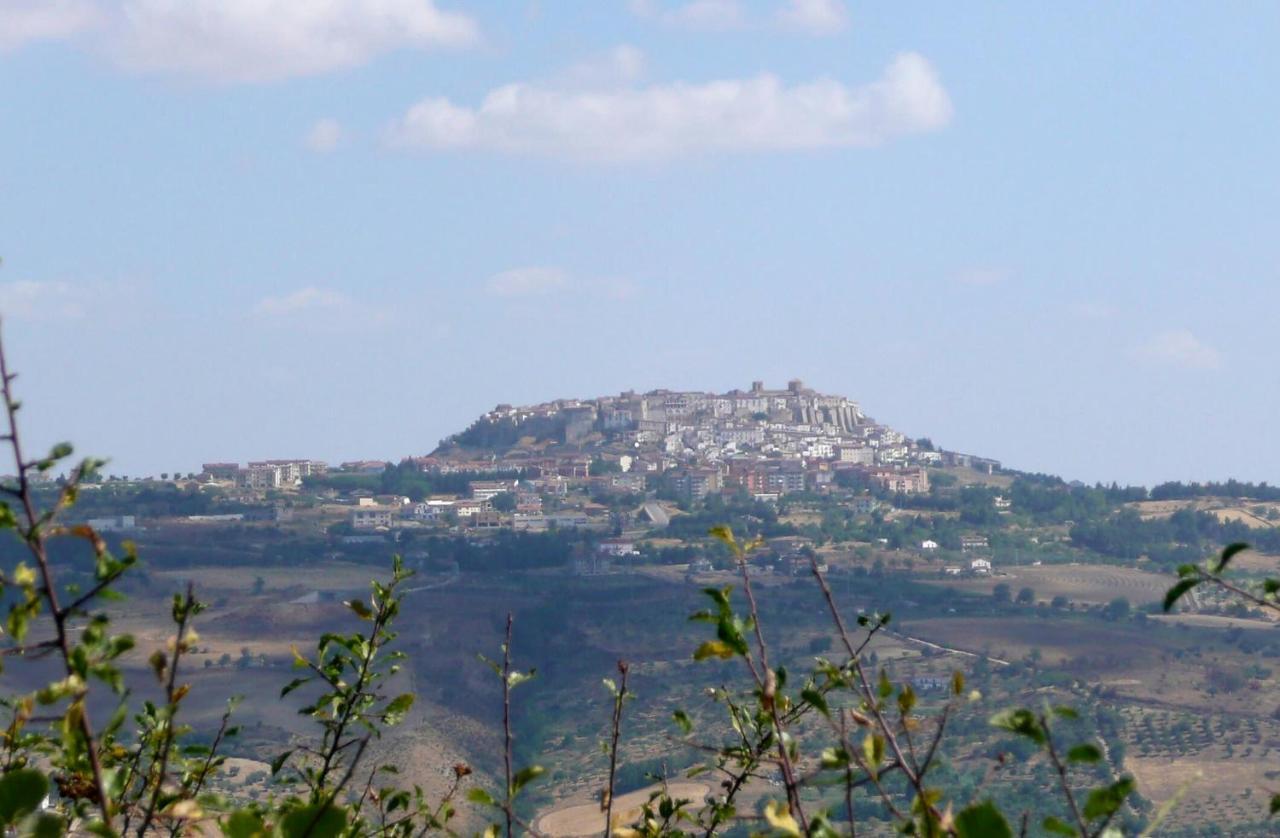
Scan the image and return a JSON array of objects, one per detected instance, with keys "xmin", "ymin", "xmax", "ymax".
[
  {"xmin": 201, "ymin": 459, "xmax": 328, "ymax": 490},
  {"xmin": 445, "ymin": 380, "xmax": 996, "ymax": 499}
]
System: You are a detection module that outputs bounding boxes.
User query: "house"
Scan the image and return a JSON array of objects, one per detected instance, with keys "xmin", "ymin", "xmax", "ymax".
[
  {"xmin": 638, "ymin": 502, "xmax": 670, "ymax": 528},
  {"xmin": 351, "ymin": 507, "xmax": 395, "ymax": 530},
  {"xmin": 88, "ymin": 515, "xmax": 137, "ymax": 533},
  {"xmin": 850, "ymin": 495, "xmax": 878, "ymax": 516},
  {"xmin": 597, "ymin": 538, "xmax": 639, "ymax": 557},
  {"xmin": 869, "ymin": 466, "xmax": 930, "ymax": 495},
  {"xmin": 454, "ymin": 498, "xmax": 491, "ymax": 518},
  {"xmin": 471, "ymin": 480, "xmax": 516, "ymax": 501},
  {"xmin": 960, "ymin": 534, "xmax": 989, "ymax": 552},
  {"xmin": 468, "ymin": 510, "xmax": 503, "ymax": 529},
  {"xmin": 920, "ymin": 539, "xmax": 939, "ymax": 551},
  {"xmin": 969, "ymin": 558, "xmax": 992, "ymax": 575},
  {"xmin": 669, "ymin": 468, "xmax": 722, "ymax": 501},
  {"xmin": 515, "ymin": 493, "xmax": 543, "ymax": 515},
  {"xmin": 943, "ymin": 566, "xmax": 963, "ymax": 576},
  {"xmin": 993, "ymin": 495, "xmax": 1012, "ymax": 511},
  {"xmin": 688, "ymin": 557, "xmax": 713, "ymax": 573}
]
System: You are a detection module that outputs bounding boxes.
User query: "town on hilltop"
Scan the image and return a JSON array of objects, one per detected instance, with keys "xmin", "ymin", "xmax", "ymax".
[
  {"xmin": 428, "ymin": 378, "xmax": 998, "ymax": 501},
  {"xmin": 70, "ymin": 380, "xmax": 1005, "ymax": 579}
]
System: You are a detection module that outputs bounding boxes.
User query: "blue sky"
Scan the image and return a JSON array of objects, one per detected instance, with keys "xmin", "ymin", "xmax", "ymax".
[{"xmin": 1, "ymin": 0, "xmax": 1277, "ymax": 485}]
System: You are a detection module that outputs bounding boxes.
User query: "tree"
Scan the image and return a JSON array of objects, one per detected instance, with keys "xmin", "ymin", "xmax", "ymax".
[
  {"xmin": 1104, "ymin": 596, "xmax": 1132, "ymax": 621},
  {"xmin": 1017, "ymin": 586, "xmax": 1035, "ymax": 604},
  {"xmin": 1051, "ymin": 594, "xmax": 1070, "ymax": 609},
  {"xmin": 993, "ymin": 582, "xmax": 1012, "ymax": 603},
  {"xmin": 491, "ymin": 491, "xmax": 517, "ymax": 512}
]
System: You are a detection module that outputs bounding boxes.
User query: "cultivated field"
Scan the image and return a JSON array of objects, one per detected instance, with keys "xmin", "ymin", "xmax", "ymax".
[
  {"xmin": 536, "ymin": 782, "xmax": 710, "ymax": 837},
  {"xmin": 921, "ymin": 563, "xmax": 1168, "ymax": 606}
]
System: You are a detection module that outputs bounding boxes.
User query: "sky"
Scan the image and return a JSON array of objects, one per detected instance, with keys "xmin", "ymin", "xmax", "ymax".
[{"xmin": 0, "ymin": 0, "xmax": 1278, "ymax": 486}]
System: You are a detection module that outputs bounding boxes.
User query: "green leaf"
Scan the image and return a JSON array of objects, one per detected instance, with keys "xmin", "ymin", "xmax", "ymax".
[
  {"xmin": 279, "ymin": 804, "xmax": 347, "ymax": 838},
  {"xmin": 877, "ymin": 669, "xmax": 892, "ymax": 699},
  {"xmin": 466, "ymin": 788, "xmax": 497, "ymax": 807},
  {"xmin": 708, "ymin": 526, "xmax": 736, "ymax": 553},
  {"xmin": 21, "ymin": 812, "xmax": 64, "ymax": 838},
  {"xmin": 383, "ymin": 693, "xmax": 415, "ymax": 725},
  {"xmin": 511, "ymin": 765, "xmax": 544, "ymax": 795},
  {"xmin": 0, "ymin": 769, "xmax": 49, "ymax": 825},
  {"xmin": 694, "ymin": 640, "xmax": 736, "ymax": 661},
  {"xmin": 1042, "ymin": 815, "xmax": 1076, "ymax": 835},
  {"xmin": 1083, "ymin": 777, "xmax": 1135, "ymax": 821},
  {"xmin": 269, "ymin": 749, "xmax": 294, "ymax": 776},
  {"xmin": 762, "ymin": 800, "xmax": 801, "ymax": 838},
  {"xmin": 1163, "ymin": 578, "xmax": 1199, "ymax": 612},
  {"xmin": 1270, "ymin": 793, "xmax": 1280, "ymax": 816},
  {"xmin": 1068, "ymin": 743, "xmax": 1103, "ymax": 763},
  {"xmin": 989, "ymin": 708, "xmax": 1046, "ymax": 744},
  {"xmin": 951, "ymin": 671, "xmax": 965, "ymax": 696},
  {"xmin": 897, "ymin": 685, "xmax": 917, "ymax": 716},
  {"xmin": 220, "ymin": 810, "xmax": 266, "ymax": 838},
  {"xmin": 672, "ymin": 710, "xmax": 693, "ymax": 735},
  {"xmin": 801, "ymin": 688, "xmax": 829, "ymax": 717},
  {"xmin": 1214, "ymin": 542, "xmax": 1250, "ymax": 573},
  {"xmin": 954, "ymin": 801, "xmax": 1013, "ymax": 838},
  {"xmin": 861, "ymin": 732, "xmax": 884, "ymax": 777},
  {"xmin": 345, "ymin": 599, "xmax": 373, "ymax": 620}
]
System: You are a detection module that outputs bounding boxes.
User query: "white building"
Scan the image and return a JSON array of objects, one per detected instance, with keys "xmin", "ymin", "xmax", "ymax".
[{"xmin": 351, "ymin": 507, "xmax": 395, "ymax": 530}]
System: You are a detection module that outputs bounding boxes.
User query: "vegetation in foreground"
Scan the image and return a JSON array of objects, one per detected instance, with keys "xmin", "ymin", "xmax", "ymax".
[{"xmin": 2, "ymin": 333, "xmax": 1279, "ymax": 837}]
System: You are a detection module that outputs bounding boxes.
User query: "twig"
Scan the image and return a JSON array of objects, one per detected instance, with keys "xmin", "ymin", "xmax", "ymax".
[
  {"xmin": 0, "ymin": 330, "xmax": 111, "ymax": 824},
  {"xmin": 1041, "ymin": 714, "xmax": 1088, "ymax": 836},
  {"xmin": 809, "ymin": 558, "xmax": 940, "ymax": 825},
  {"xmin": 603, "ymin": 660, "xmax": 629, "ymax": 837},
  {"xmin": 136, "ymin": 584, "xmax": 197, "ymax": 837},
  {"xmin": 502, "ymin": 613, "xmax": 515, "ymax": 838},
  {"xmin": 734, "ymin": 554, "xmax": 806, "ymax": 827}
]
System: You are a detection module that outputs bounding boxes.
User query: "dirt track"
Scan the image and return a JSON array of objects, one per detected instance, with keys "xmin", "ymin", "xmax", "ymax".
[{"xmin": 536, "ymin": 782, "xmax": 710, "ymax": 837}]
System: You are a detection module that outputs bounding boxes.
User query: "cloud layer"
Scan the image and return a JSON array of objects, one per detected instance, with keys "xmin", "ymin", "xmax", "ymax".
[
  {"xmin": 1133, "ymin": 330, "xmax": 1222, "ymax": 371},
  {"xmin": 630, "ymin": 0, "xmax": 848, "ymax": 35},
  {"xmin": 775, "ymin": 0, "xmax": 849, "ymax": 35},
  {"xmin": 389, "ymin": 51, "xmax": 951, "ymax": 160},
  {"xmin": 2, "ymin": 0, "xmax": 478, "ymax": 82}
]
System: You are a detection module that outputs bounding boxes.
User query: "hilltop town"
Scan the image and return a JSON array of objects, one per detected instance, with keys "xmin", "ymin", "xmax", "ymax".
[{"xmin": 424, "ymin": 377, "xmax": 996, "ymax": 507}]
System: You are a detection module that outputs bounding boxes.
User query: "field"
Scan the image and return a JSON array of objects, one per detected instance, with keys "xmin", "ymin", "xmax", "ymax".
[
  {"xmin": 920, "ymin": 563, "xmax": 1168, "ymax": 606},
  {"xmin": 535, "ymin": 782, "xmax": 710, "ymax": 837},
  {"xmin": 1129, "ymin": 498, "xmax": 1280, "ymax": 530}
]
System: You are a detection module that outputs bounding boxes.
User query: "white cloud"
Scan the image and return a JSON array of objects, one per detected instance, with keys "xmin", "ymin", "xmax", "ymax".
[
  {"xmin": 629, "ymin": 0, "xmax": 744, "ymax": 31},
  {"xmin": 0, "ymin": 280, "xmax": 89, "ymax": 320},
  {"xmin": 486, "ymin": 267, "xmax": 569, "ymax": 297},
  {"xmin": 1133, "ymin": 330, "xmax": 1222, "ymax": 371},
  {"xmin": 251, "ymin": 287, "xmax": 351, "ymax": 317},
  {"xmin": 775, "ymin": 0, "xmax": 849, "ymax": 35},
  {"xmin": 0, "ymin": 0, "xmax": 479, "ymax": 82},
  {"xmin": 666, "ymin": 0, "xmax": 745, "ymax": 30},
  {"xmin": 250, "ymin": 286, "xmax": 394, "ymax": 331},
  {"xmin": 954, "ymin": 267, "xmax": 1009, "ymax": 287},
  {"xmin": 305, "ymin": 118, "xmax": 343, "ymax": 152},
  {"xmin": 0, "ymin": 0, "xmax": 98, "ymax": 53},
  {"xmin": 109, "ymin": 0, "xmax": 479, "ymax": 82},
  {"xmin": 389, "ymin": 51, "xmax": 952, "ymax": 161}
]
